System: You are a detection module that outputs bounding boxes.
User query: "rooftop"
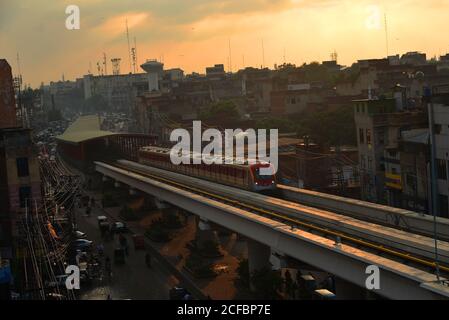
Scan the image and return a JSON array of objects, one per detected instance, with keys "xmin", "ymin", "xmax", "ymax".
[{"xmin": 56, "ymin": 115, "xmax": 115, "ymax": 144}]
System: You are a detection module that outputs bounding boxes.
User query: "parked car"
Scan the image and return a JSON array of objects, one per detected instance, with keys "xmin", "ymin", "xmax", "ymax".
[
  {"xmin": 74, "ymin": 230, "xmax": 87, "ymax": 239},
  {"xmin": 73, "ymin": 239, "xmax": 93, "ymax": 249}
]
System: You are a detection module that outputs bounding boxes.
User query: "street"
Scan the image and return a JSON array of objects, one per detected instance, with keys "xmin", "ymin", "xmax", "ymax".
[{"xmin": 75, "ymin": 204, "xmax": 178, "ymax": 300}]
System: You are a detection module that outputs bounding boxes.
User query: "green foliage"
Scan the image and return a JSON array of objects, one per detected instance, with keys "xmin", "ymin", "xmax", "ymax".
[
  {"xmin": 199, "ymin": 100, "xmax": 239, "ymax": 122},
  {"xmin": 296, "ymin": 105, "xmax": 356, "ymax": 146}
]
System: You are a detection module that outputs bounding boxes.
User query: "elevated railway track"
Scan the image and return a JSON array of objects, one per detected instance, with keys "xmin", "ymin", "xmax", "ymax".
[{"xmin": 109, "ymin": 160, "xmax": 449, "ymax": 277}]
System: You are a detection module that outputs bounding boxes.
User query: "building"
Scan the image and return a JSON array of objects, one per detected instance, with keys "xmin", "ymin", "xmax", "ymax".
[
  {"xmin": 0, "ymin": 59, "xmax": 41, "ymax": 261},
  {"xmin": 83, "ymin": 72, "xmax": 149, "ymax": 111},
  {"xmin": 294, "ymin": 139, "xmax": 360, "ymax": 197},
  {"xmin": 57, "ymin": 115, "xmax": 156, "ymax": 170},
  {"xmin": 206, "ymin": 64, "xmax": 226, "ymax": 80},
  {"xmin": 0, "ymin": 60, "xmax": 18, "ymax": 129},
  {"xmin": 432, "ymin": 101, "xmax": 449, "ymax": 217},
  {"xmin": 354, "ymin": 98, "xmax": 428, "ymax": 205},
  {"xmin": 399, "ymin": 129, "xmax": 430, "ymax": 213}
]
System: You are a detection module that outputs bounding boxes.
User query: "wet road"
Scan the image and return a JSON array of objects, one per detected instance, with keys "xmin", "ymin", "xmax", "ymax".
[{"xmin": 75, "ymin": 205, "xmax": 178, "ymax": 300}]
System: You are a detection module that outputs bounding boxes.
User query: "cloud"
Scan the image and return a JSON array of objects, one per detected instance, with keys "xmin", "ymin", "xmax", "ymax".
[{"xmin": 1, "ymin": 0, "xmax": 448, "ymax": 86}]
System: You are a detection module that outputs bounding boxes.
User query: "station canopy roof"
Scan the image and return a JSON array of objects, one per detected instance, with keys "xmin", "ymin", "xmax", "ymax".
[{"xmin": 56, "ymin": 115, "xmax": 115, "ymax": 144}]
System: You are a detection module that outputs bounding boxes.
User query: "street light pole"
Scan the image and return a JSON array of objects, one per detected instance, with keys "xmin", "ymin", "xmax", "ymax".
[{"xmin": 425, "ymin": 86, "xmax": 441, "ymax": 282}]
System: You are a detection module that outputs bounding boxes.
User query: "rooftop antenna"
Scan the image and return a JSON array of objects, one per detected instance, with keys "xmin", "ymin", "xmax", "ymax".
[
  {"xmin": 103, "ymin": 53, "xmax": 108, "ymax": 75},
  {"xmin": 330, "ymin": 50, "xmax": 338, "ymax": 62},
  {"xmin": 242, "ymin": 54, "xmax": 245, "ymax": 69},
  {"xmin": 261, "ymin": 39, "xmax": 265, "ymax": 68},
  {"xmin": 16, "ymin": 52, "xmax": 23, "ymax": 90},
  {"xmin": 96, "ymin": 62, "xmax": 102, "ymax": 76},
  {"xmin": 89, "ymin": 61, "xmax": 92, "ymax": 75},
  {"xmin": 131, "ymin": 48, "xmax": 137, "ymax": 74},
  {"xmin": 126, "ymin": 19, "xmax": 132, "ymax": 73},
  {"xmin": 111, "ymin": 58, "xmax": 121, "ymax": 75},
  {"xmin": 134, "ymin": 37, "xmax": 138, "ymax": 70}
]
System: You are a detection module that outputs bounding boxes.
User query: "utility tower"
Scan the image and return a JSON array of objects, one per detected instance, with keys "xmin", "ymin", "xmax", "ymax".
[
  {"xmin": 111, "ymin": 58, "xmax": 121, "ymax": 75},
  {"xmin": 103, "ymin": 53, "xmax": 108, "ymax": 75}
]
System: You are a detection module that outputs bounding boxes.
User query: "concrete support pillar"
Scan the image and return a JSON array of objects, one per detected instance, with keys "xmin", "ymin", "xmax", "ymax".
[
  {"xmin": 247, "ymin": 239, "xmax": 272, "ymax": 292},
  {"xmin": 144, "ymin": 195, "xmax": 157, "ymax": 210},
  {"xmin": 334, "ymin": 277, "xmax": 366, "ymax": 300},
  {"xmin": 270, "ymin": 250, "xmax": 287, "ymax": 271},
  {"xmin": 247, "ymin": 239, "xmax": 271, "ymax": 274}
]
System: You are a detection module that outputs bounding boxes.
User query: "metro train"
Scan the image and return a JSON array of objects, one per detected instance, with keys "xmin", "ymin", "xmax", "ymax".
[{"xmin": 137, "ymin": 146, "xmax": 277, "ymax": 192}]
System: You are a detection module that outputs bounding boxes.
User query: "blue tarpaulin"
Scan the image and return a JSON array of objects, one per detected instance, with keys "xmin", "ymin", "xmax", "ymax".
[{"xmin": 0, "ymin": 263, "xmax": 12, "ymax": 284}]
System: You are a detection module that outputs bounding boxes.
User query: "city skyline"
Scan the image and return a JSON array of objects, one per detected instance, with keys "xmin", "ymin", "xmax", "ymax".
[{"xmin": 1, "ymin": 0, "xmax": 449, "ymax": 87}]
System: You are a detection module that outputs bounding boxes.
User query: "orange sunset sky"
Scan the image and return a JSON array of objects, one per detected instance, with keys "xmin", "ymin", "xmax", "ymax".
[{"xmin": 1, "ymin": 0, "xmax": 449, "ymax": 87}]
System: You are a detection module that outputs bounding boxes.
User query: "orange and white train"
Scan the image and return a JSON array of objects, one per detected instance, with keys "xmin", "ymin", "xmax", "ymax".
[{"xmin": 138, "ymin": 146, "xmax": 277, "ymax": 192}]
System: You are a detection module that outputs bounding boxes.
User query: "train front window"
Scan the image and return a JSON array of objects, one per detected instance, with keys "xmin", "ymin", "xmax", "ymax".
[{"xmin": 254, "ymin": 167, "xmax": 273, "ymax": 180}]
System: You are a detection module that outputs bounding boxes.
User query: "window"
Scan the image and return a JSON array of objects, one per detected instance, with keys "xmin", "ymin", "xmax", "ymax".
[
  {"xmin": 359, "ymin": 129, "xmax": 364, "ymax": 144},
  {"xmin": 435, "ymin": 124, "xmax": 442, "ymax": 134},
  {"xmin": 439, "ymin": 195, "xmax": 449, "ymax": 218},
  {"xmin": 367, "ymin": 157, "xmax": 373, "ymax": 170},
  {"xmin": 19, "ymin": 186, "xmax": 31, "ymax": 208},
  {"xmin": 16, "ymin": 157, "xmax": 29, "ymax": 177},
  {"xmin": 437, "ymin": 159, "xmax": 447, "ymax": 180},
  {"xmin": 366, "ymin": 129, "xmax": 372, "ymax": 145},
  {"xmin": 360, "ymin": 155, "xmax": 366, "ymax": 169}
]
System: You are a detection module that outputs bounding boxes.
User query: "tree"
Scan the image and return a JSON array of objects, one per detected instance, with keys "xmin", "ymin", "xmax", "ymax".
[
  {"xmin": 296, "ymin": 105, "xmax": 356, "ymax": 146},
  {"xmin": 199, "ymin": 100, "xmax": 240, "ymax": 122}
]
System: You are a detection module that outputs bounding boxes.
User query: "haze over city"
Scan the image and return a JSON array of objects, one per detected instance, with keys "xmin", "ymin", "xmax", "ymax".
[
  {"xmin": 2, "ymin": 0, "xmax": 449, "ymax": 86},
  {"xmin": 3, "ymin": 0, "xmax": 449, "ymax": 306}
]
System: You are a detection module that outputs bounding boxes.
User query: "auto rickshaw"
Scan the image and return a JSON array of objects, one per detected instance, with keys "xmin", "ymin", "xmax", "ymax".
[{"xmin": 114, "ymin": 247, "xmax": 126, "ymax": 265}]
